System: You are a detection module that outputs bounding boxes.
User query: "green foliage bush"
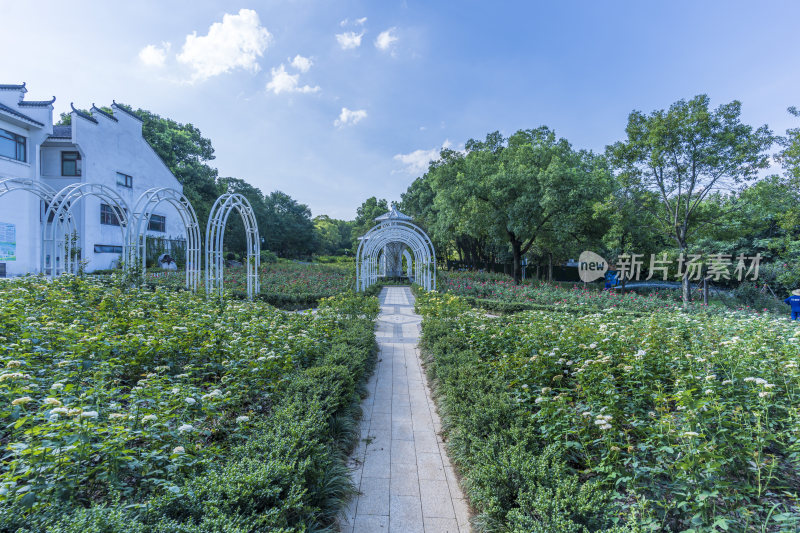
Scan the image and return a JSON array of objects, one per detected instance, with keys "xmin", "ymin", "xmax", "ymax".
[
  {"xmin": 0, "ymin": 276, "xmax": 378, "ymax": 532},
  {"xmin": 417, "ymin": 290, "xmax": 800, "ymax": 532}
]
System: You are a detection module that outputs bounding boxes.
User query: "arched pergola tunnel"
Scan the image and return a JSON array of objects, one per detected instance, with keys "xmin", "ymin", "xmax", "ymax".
[
  {"xmin": 42, "ymin": 182, "xmax": 129, "ymax": 277},
  {"xmin": 205, "ymin": 192, "xmax": 260, "ymax": 300},
  {"xmin": 132, "ymin": 187, "xmax": 201, "ymax": 291},
  {"xmin": 356, "ymin": 209, "xmax": 436, "ymax": 292},
  {"xmin": 0, "ymin": 178, "xmax": 77, "ymax": 276}
]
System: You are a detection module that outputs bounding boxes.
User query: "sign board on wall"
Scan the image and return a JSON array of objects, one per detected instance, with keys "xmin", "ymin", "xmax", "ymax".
[{"xmin": 0, "ymin": 222, "xmax": 16, "ymax": 261}]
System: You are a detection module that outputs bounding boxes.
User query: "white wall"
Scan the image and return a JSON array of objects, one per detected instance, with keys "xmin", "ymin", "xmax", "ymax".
[
  {"xmin": 70, "ymin": 109, "xmax": 184, "ymax": 271},
  {"xmin": 0, "ymin": 86, "xmax": 53, "ymax": 276},
  {"xmin": 0, "ymin": 86, "xmax": 187, "ymax": 276}
]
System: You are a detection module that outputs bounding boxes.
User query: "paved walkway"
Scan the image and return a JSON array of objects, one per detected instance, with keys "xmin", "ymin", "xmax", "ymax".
[{"xmin": 340, "ymin": 287, "xmax": 470, "ymax": 533}]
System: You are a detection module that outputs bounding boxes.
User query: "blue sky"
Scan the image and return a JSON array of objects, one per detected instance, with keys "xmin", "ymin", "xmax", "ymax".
[{"xmin": 2, "ymin": 0, "xmax": 799, "ymax": 219}]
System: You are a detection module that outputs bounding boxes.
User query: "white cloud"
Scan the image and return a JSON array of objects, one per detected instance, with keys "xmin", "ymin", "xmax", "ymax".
[
  {"xmin": 335, "ymin": 107, "xmax": 368, "ymax": 127},
  {"xmin": 375, "ymin": 28, "xmax": 398, "ymax": 51},
  {"xmin": 266, "ymin": 64, "xmax": 320, "ymax": 95},
  {"xmin": 394, "ymin": 141, "xmax": 452, "ymax": 175},
  {"xmin": 336, "ymin": 31, "xmax": 364, "ymax": 50},
  {"xmin": 138, "ymin": 42, "xmax": 171, "ymax": 67},
  {"xmin": 340, "ymin": 17, "xmax": 367, "ymax": 27},
  {"xmin": 177, "ymin": 9, "xmax": 271, "ymax": 82},
  {"xmin": 290, "ymin": 54, "xmax": 312, "ymax": 73}
]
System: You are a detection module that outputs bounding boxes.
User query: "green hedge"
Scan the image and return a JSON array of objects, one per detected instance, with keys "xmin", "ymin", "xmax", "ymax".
[{"xmin": 4, "ymin": 290, "xmax": 379, "ymax": 533}]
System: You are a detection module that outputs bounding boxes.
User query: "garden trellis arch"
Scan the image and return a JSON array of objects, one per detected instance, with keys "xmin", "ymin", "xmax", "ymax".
[
  {"xmin": 356, "ymin": 211, "xmax": 436, "ymax": 292},
  {"xmin": 205, "ymin": 192, "xmax": 260, "ymax": 299},
  {"xmin": 0, "ymin": 178, "xmax": 77, "ymax": 275},
  {"xmin": 42, "ymin": 183, "xmax": 129, "ymax": 277},
  {"xmin": 132, "ymin": 187, "xmax": 201, "ymax": 291}
]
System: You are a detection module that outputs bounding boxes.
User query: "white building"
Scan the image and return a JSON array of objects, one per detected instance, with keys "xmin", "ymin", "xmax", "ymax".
[{"xmin": 0, "ymin": 82, "xmax": 185, "ymax": 276}]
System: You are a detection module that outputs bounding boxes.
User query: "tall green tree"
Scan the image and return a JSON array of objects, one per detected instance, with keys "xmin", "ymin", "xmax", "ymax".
[
  {"xmin": 608, "ymin": 95, "xmax": 774, "ymax": 305},
  {"xmin": 433, "ymin": 128, "xmax": 611, "ymax": 283}
]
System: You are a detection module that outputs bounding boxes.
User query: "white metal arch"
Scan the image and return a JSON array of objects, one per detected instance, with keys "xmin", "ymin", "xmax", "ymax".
[
  {"xmin": 402, "ymin": 250, "xmax": 412, "ymax": 278},
  {"xmin": 0, "ymin": 178, "xmax": 77, "ymax": 275},
  {"xmin": 132, "ymin": 187, "xmax": 201, "ymax": 291},
  {"xmin": 205, "ymin": 193, "xmax": 260, "ymax": 299},
  {"xmin": 356, "ymin": 220, "xmax": 436, "ymax": 291},
  {"xmin": 42, "ymin": 183, "xmax": 130, "ymax": 277},
  {"xmin": 361, "ymin": 228, "xmax": 431, "ymax": 289}
]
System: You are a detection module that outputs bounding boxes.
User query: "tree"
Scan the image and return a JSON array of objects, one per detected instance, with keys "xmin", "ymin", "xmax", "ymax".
[
  {"xmin": 608, "ymin": 95, "xmax": 774, "ymax": 305},
  {"xmin": 262, "ymin": 191, "xmax": 316, "ymax": 258},
  {"xmin": 352, "ymin": 197, "xmax": 389, "ymax": 246},
  {"xmin": 433, "ymin": 128, "xmax": 610, "ymax": 283}
]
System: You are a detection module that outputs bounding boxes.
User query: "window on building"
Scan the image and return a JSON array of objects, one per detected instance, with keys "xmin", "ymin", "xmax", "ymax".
[
  {"xmin": 94, "ymin": 244, "xmax": 123, "ymax": 254},
  {"xmin": 100, "ymin": 203, "xmax": 125, "ymax": 226},
  {"xmin": 148, "ymin": 214, "xmax": 166, "ymax": 232},
  {"xmin": 61, "ymin": 151, "xmax": 81, "ymax": 176},
  {"xmin": 116, "ymin": 172, "xmax": 133, "ymax": 188},
  {"xmin": 0, "ymin": 128, "xmax": 26, "ymax": 162}
]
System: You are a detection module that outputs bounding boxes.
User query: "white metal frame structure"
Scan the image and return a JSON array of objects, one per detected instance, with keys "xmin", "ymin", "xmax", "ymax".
[
  {"xmin": 205, "ymin": 193, "xmax": 260, "ymax": 299},
  {"xmin": 132, "ymin": 187, "xmax": 201, "ymax": 291},
  {"xmin": 42, "ymin": 183, "xmax": 129, "ymax": 277},
  {"xmin": 356, "ymin": 219, "xmax": 436, "ymax": 291},
  {"xmin": 0, "ymin": 178, "xmax": 77, "ymax": 276}
]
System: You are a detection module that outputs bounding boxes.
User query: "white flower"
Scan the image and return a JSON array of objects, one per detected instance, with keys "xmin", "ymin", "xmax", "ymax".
[
  {"xmin": 581, "ymin": 411, "xmax": 591, "ymax": 417},
  {"xmin": 80, "ymin": 410, "xmax": 99, "ymax": 419},
  {"xmin": 534, "ymin": 397, "xmax": 545, "ymax": 404},
  {"xmin": 705, "ymin": 375, "xmax": 716, "ymax": 381},
  {"xmin": 682, "ymin": 431, "xmax": 700, "ymax": 438},
  {"xmin": 43, "ymin": 397, "xmax": 62, "ymax": 406},
  {"xmin": 758, "ymin": 391, "xmax": 771, "ymax": 398},
  {"xmin": 11, "ymin": 396, "xmax": 32, "ymax": 406},
  {"xmin": 172, "ymin": 446, "xmax": 185, "ymax": 454},
  {"xmin": 541, "ymin": 387, "xmax": 551, "ymax": 394},
  {"xmin": 185, "ymin": 397, "xmax": 196, "ymax": 405},
  {"xmin": 50, "ymin": 407, "xmax": 68, "ymax": 415},
  {"xmin": 178, "ymin": 423, "xmax": 194, "ymax": 433},
  {"xmin": 722, "ymin": 380, "xmax": 733, "ymax": 385},
  {"xmin": 49, "ymin": 414, "xmax": 60, "ymax": 422},
  {"xmin": 109, "ymin": 413, "xmax": 125, "ymax": 419},
  {"xmin": 5, "ymin": 360, "xmax": 22, "ymax": 368},
  {"xmin": 589, "ymin": 343, "xmax": 597, "ymax": 349},
  {"xmin": 142, "ymin": 414, "xmax": 157, "ymax": 422},
  {"xmin": 235, "ymin": 415, "xmax": 250, "ymax": 423},
  {"xmin": 172, "ymin": 388, "xmax": 180, "ymax": 394},
  {"xmin": 744, "ymin": 377, "xmax": 756, "ymax": 383},
  {"xmin": 704, "ymin": 389, "xmax": 713, "ymax": 395}
]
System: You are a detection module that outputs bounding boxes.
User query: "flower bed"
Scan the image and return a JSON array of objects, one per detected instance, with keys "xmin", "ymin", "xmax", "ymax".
[
  {"xmin": 148, "ymin": 261, "xmax": 356, "ymax": 309},
  {"xmin": 438, "ymin": 270, "xmax": 776, "ymax": 315},
  {"xmin": 417, "ymin": 291, "xmax": 800, "ymax": 531},
  {"xmin": 0, "ymin": 276, "xmax": 378, "ymax": 531}
]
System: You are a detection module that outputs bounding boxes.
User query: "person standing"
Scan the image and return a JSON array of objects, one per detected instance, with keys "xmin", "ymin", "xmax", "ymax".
[{"xmin": 785, "ymin": 289, "xmax": 800, "ymax": 321}]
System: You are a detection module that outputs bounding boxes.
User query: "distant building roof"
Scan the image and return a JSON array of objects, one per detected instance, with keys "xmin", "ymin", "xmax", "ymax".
[
  {"xmin": 0, "ymin": 83, "xmax": 26, "ymax": 91},
  {"xmin": 375, "ymin": 207, "xmax": 413, "ymax": 221},
  {"xmin": 19, "ymin": 96, "xmax": 56, "ymax": 107},
  {"xmin": 91, "ymin": 104, "xmax": 118, "ymax": 122},
  {"xmin": 49, "ymin": 125, "xmax": 72, "ymax": 139},
  {"xmin": 0, "ymin": 102, "xmax": 44, "ymax": 127},
  {"xmin": 71, "ymin": 103, "xmax": 98, "ymax": 124},
  {"xmin": 112, "ymin": 101, "xmax": 143, "ymax": 122}
]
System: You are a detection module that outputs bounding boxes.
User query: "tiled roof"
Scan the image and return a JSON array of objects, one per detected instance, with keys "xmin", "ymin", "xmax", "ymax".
[
  {"xmin": 19, "ymin": 97, "xmax": 56, "ymax": 107},
  {"xmin": 50, "ymin": 125, "xmax": 72, "ymax": 139},
  {"xmin": 0, "ymin": 83, "xmax": 26, "ymax": 91},
  {"xmin": 0, "ymin": 102, "xmax": 44, "ymax": 127},
  {"xmin": 91, "ymin": 104, "xmax": 118, "ymax": 122},
  {"xmin": 111, "ymin": 101, "xmax": 143, "ymax": 122},
  {"xmin": 375, "ymin": 207, "xmax": 413, "ymax": 221},
  {"xmin": 71, "ymin": 103, "xmax": 98, "ymax": 124}
]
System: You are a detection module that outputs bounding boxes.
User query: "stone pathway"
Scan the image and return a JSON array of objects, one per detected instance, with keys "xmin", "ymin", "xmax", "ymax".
[{"xmin": 340, "ymin": 287, "xmax": 470, "ymax": 533}]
